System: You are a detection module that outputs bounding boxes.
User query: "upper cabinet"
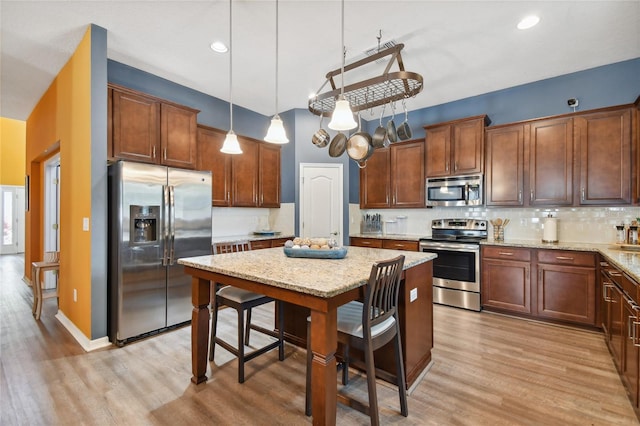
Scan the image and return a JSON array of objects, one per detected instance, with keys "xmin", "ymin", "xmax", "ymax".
[
  {"xmin": 109, "ymin": 84, "xmax": 198, "ymax": 169},
  {"xmin": 425, "ymin": 115, "xmax": 488, "ymax": 177},
  {"xmin": 486, "ymin": 105, "xmax": 636, "ymax": 207},
  {"xmin": 574, "ymin": 107, "xmax": 632, "ymax": 205},
  {"xmin": 360, "ymin": 139, "xmax": 425, "ymax": 209},
  {"xmin": 196, "ymin": 125, "xmax": 281, "ymax": 208}
]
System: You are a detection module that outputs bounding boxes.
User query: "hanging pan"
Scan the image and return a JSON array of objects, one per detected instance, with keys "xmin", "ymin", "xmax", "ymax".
[
  {"xmin": 346, "ymin": 112, "xmax": 374, "ymax": 167},
  {"xmin": 397, "ymin": 99, "xmax": 413, "ymax": 140},
  {"xmin": 371, "ymin": 103, "xmax": 388, "ymax": 148},
  {"xmin": 328, "ymin": 132, "xmax": 348, "ymax": 157},
  {"xmin": 312, "ymin": 115, "xmax": 330, "ymax": 148}
]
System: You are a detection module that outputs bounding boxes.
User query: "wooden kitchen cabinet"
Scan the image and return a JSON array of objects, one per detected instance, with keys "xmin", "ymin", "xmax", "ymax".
[
  {"xmin": 481, "ymin": 246, "xmax": 532, "ymax": 314},
  {"xmin": 110, "ymin": 84, "xmax": 198, "ymax": 169},
  {"xmin": 359, "ymin": 139, "xmax": 424, "ymax": 208},
  {"xmin": 425, "ymin": 115, "xmax": 488, "ymax": 177},
  {"xmin": 485, "ymin": 124, "xmax": 525, "ymax": 206},
  {"xmin": 574, "ymin": 107, "xmax": 632, "ymax": 205},
  {"xmin": 528, "ymin": 117, "xmax": 573, "ymax": 206},
  {"xmin": 196, "ymin": 126, "xmax": 231, "ymax": 206},
  {"xmin": 485, "ymin": 117, "xmax": 573, "ymax": 207},
  {"xmin": 197, "ymin": 126, "xmax": 280, "ymax": 207},
  {"xmin": 350, "ymin": 237, "xmax": 419, "ymax": 251},
  {"xmin": 536, "ymin": 249, "xmax": 596, "ymax": 325},
  {"xmin": 349, "ymin": 237, "xmax": 383, "ymax": 248}
]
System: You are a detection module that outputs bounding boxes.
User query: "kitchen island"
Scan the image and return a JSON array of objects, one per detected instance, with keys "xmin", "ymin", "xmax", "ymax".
[{"xmin": 178, "ymin": 246, "xmax": 436, "ymax": 425}]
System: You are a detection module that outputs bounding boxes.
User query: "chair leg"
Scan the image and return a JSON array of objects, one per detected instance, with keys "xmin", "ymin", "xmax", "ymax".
[
  {"xmin": 237, "ymin": 306, "xmax": 246, "ymax": 383},
  {"xmin": 209, "ymin": 298, "xmax": 220, "ymax": 362},
  {"xmin": 394, "ymin": 327, "xmax": 409, "ymax": 417},
  {"xmin": 245, "ymin": 308, "xmax": 252, "ymax": 346},
  {"xmin": 305, "ymin": 320, "xmax": 312, "ymax": 416},
  {"xmin": 341, "ymin": 344, "xmax": 350, "ymax": 386},
  {"xmin": 364, "ymin": 341, "xmax": 380, "ymax": 426},
  {"xmin": 277, "ymin": 301, "xmax": 285, "ymax": 361}
]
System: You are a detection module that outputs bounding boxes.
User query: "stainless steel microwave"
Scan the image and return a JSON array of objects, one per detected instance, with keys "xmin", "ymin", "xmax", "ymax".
[{"xmin": 426, "ymin": 174, "xmax": 483, "ymax": 207}]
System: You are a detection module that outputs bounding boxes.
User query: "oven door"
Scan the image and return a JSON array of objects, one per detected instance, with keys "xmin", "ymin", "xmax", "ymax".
[{"xmin": 420, "ymin": 241, "xmax": 480, "ymax": 292}]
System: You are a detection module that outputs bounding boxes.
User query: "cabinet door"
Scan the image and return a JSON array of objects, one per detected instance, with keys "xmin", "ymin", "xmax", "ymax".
[
  {"xmin": 610, "ymin": 284, "xmax": 624, "ymax": 372},
  {"xmin": 623, "ymin": 301, "xmax": 640, "ymax": 408},
  {"xmin": 231, "ymin": 137, "xmax": 259, "ymax": 207},
  {"xmin": 391, "ymin": 140, "xmax": 425, "ymax": 207},
  {"xmin": 575, "ymin": 108, "xmax": 632, "ymax": 205},
  {"xmin": 360, "ymin": 148, "xmax": 391, "ymax": 208},
  {"xmin": 453, "ymin": 118, "xmax": 484, "ymax": 175},
  {"xmin": 481, "ymin": 259, "xmax": 531, "ymax": 313},
  {"xmin": 258, "ymin": 143, "xmax": 281, "ymax": 207},
  {"xmin": 425, "ymin": 125, "xmax": 451, "ymax": 177},
  {"xmin": 112, "ymin": 89, "xmax": 160, "ymax": 163},
  {"xmin": 485, "ymin": 125, "xmax": 525, "ymax": 206},
  {"xmin": 160, "ymin": 103, "xmax": 198, "ymax": 169},
  {"xmin": 537, "ymin": 264, "xmax": 596, "ymax": 325},
  {"xmin": 528, "ymin": 117, "xmax": 573, "ymax": 205},
  {"xmin": 196, "ymin": 126, "xmax": 231, "ymax": 206},
  {"xmin": 349, "ymin": 237, "xmax": 383, "ymax": 248}
]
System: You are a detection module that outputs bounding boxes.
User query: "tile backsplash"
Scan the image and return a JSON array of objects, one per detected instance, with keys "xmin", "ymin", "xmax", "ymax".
[
  {"xmin": 351, "ymin": 204, "xmax": 640, "ymax": 244},
  {"xmin": 211, "ymin": 203, "xmax": 295, "ymax": 238}
]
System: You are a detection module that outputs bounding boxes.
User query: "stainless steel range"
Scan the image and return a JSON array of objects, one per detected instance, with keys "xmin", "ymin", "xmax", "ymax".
[{"xmin": 419, "ymin": 218, "xmax": 487, "ymax": 311}]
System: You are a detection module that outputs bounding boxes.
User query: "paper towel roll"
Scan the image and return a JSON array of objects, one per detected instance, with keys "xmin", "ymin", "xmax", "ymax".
[{"xmin": 542, "ymin": 217, "xmax": 558, "ymax": 242}]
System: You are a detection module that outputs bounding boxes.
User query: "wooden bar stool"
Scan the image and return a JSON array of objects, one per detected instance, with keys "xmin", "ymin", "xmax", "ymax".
[{"xmin": 31, "ymin": 251, "xmax": 59, "ymax": 320}]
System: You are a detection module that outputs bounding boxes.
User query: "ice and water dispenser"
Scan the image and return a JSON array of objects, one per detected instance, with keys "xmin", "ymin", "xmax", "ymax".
[{"xmin": 130, "ymin": 205, "xmax": 159, "ymax": 244}]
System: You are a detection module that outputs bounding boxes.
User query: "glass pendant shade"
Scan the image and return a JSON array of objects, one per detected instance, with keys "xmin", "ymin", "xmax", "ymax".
[
  {"xmin": 328, "ymin": 96, "xmax": 357, "ymax": 131},
  {"xmin": 264, "ymin": 115, "xmax": 289, "ymax": 144},
  {"xmin": 220, "ymin": 130, "xmax": 242, "ymax": 154}
]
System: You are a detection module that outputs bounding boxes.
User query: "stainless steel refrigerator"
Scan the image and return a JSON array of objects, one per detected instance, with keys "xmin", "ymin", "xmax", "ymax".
[{"xmin": 108, "ymin": 161, "xmax": 212, "ymax": 345}]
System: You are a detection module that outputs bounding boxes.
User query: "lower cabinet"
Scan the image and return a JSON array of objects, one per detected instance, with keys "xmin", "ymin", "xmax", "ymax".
[
  {"xmin": 350, "ymin": 236, "xmax": 419, "ymax": 251},
  {"xmin": 250, "ymin": 237, "xmax": 289, "ymax": 250},
  {"xmin": 481, "ymin": 245, "xmax": 596, "ymax": 326}
]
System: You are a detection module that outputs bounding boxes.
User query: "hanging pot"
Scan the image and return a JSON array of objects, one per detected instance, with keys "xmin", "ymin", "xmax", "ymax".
[
  {"xmin": 346, "ymin": 113, "xmax": 374, "ymax": 167},
  {"xmin": 312, "ymin": 115, "xmax": 330, "ymax": 148},
  {"xmin": 328, "ymin": 132, "xmax": 347, "ymax": 157},
  {"xmin": 386, "ymin": 101, "xmax": 398, "ymax": 143},
  {"xmin": 397, "ymin": 99, "xmax": 413, "ymax": 140},
  {"xmin": 371, "ymin": 104, "xmax": 388, "ymax": 148}
]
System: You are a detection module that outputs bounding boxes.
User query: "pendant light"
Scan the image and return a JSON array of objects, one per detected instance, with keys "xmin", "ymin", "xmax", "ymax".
[
  {"xmin": 264, "ymin": 0, "xmax": 289, "ymax": 144},
  {"xmin": 221, "ymin": 0, "xmax": 242, "ymax": 154},
  {"xmin": 327, "ymin": 0, "xmax": 357, "ymax": 131}
]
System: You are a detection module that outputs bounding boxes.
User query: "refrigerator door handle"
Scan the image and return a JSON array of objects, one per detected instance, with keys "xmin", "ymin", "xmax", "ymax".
[
  {"xmin": 169, "ymin": 185, "xmax": 176, "ymax": 265},
  {"xmin": 162, "ymin": 184, "xmax": 170, "ymax": 266}
]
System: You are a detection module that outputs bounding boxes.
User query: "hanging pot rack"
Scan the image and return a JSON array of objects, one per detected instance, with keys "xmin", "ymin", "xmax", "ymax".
[{"xmin": 308, "ymin": 43, "xmax": 423, "ymax": 117}]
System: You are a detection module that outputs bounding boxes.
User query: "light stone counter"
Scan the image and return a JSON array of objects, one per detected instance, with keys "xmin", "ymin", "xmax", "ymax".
[
  {"xmin": 179, "ymin": 245, "xmax": 436, "ymax": 298},
  {"xmin": 481, "ymin": 238, "xmax": 640, "ymax": 283}
]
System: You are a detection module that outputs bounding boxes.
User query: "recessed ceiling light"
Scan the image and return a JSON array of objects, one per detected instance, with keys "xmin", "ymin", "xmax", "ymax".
[
  {"xmin": 210, "ymin": 41, "xmax": 228, "ymax": 53},
  {"xmin": 517, "ymin": 15, "xmax": 540, "ymax": 30}
]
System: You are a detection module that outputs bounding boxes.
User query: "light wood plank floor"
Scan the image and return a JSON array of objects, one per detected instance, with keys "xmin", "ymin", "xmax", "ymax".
[{"xmin": 1, "ymin": 253, "xmax": 638, "ymax": 425}]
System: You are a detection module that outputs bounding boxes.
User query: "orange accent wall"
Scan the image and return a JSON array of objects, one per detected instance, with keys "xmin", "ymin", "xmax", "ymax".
[
  {"xmin": 26, "ymin": 27, "xmax": 93, "ymax": 338},
  {"xmin": 0, "ymin": 118, "xmax": 26, "ymax": 185}
]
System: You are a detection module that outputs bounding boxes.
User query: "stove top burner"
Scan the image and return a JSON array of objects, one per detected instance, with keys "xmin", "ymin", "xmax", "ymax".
[{"xmin": 425, "ymin": 218, "xmax": 488, "ymax": 242}]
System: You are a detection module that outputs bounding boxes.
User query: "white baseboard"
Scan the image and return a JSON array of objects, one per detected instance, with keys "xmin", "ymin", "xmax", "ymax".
[{"xmin": 55, "ymin": 310, "xmax": 112, "ymax": 352}]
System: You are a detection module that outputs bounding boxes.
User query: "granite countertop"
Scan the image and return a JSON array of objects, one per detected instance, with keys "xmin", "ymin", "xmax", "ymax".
[
  {"xmin": 349, "ymin": 233, "xmax": 423, "ymax": 242},
  {"xmin": 212, "ymin": 233, "xmax": 295, "ymax": 244},
  {"xmin": 178, "ymin": 246, "xmax": 436, "ymax": 298},
  {"xmin": 481, "ymin": 239, "xmax": 640, "ymax": 283}
]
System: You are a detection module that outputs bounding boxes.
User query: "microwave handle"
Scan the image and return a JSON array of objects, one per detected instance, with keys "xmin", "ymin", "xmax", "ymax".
[{"xmin": 464, "ymin": 183, "xmax": 470, "ymax": 205}]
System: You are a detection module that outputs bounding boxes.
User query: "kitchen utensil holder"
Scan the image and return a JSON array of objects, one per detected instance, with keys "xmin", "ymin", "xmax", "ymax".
[{"xmin": 493, "ymin": 225, "xmax": 504, "ymax": 241}]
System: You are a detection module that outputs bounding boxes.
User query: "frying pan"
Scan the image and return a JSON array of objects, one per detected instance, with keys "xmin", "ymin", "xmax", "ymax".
[
  {"xmin": 386, "ymin": 101, "xmax": 398, "ymax": 143},
  {"xmin": 328, "ymin": 132, "xmax": 347, "ymax": 157},
  {"xmin": 371, "ymin": 104, "xmax": 388, "ymax": 148},
  {"xmin": 346, "ymin": 113, "xmax": 374, "ymax": 166},
  {"xmin": 312, "ymin": 115, "xmax": 330, "ymax": 148},
  {"xmin": 397, "ymin": 99, "xmax": 413, "ymax": 140}
]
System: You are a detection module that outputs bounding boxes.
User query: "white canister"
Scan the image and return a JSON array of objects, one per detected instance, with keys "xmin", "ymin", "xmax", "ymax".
[{"xmin": 542, "ymin": 216, "xmax": 558, "ymax": 243}]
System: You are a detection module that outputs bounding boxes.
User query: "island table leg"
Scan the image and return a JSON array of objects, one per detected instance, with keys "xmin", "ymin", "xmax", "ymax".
[
  {"xmin": 191, "ymin": 276, "xmax": 210, "ymax": 384},
  {"xmin": 310, "ymin": 308, "xmax": 338, "ymax": 426}
]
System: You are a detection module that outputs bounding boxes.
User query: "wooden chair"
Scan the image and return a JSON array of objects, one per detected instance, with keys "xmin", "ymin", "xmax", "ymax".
[
  {"xmin": 209, "ymin": 241, "xmax": 284, "ymax": 383},
  {"xmin": 31, "ymin": 251, "xmax": 60, "ymax": 320},
  {"xmin": 305, "ymin": 255, "xmax": 408, "ymax": 425}
]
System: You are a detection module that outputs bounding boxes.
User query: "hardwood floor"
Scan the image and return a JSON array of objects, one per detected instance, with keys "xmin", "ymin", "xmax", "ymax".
[{"xmin": 1, "ymin": 253, "xmax": 638, "ymax": 425}]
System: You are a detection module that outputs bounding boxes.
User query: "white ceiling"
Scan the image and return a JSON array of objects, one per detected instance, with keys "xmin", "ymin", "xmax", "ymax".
[{"xmin": 1, "ymin": 1, "xmax": 639, "ymax": 122}]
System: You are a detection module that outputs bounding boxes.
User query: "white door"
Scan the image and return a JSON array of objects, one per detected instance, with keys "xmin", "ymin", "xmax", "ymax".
[
  {"xmin": 0, "ymin": 186, "xmax": 25, "ymax": 254},
  {"xmin": 300, "ymin": 163, "xmax": 343, "ymax": 243},
  {"xmin": 43, "ymin": 155, "xmax": 60, "ymax": 289}
]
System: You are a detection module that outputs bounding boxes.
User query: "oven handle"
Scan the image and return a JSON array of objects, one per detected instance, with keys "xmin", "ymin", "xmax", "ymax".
[{"xmin": 420, "ymin": 242, "xmax": 480, "ymax": 252}]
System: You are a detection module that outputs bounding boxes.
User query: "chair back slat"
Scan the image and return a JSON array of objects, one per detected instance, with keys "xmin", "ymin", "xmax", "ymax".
[
  {"xmin": 212, "ymin": 241, "xmax": 252, "ymax": 254},
  {"xmin": 363, "ymin": 255, "xmax": 405, "ymax": 330}
]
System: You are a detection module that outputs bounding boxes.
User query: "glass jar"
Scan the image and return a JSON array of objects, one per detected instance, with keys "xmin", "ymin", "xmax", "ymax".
[
  {"xmin": 630, "ymin": 226, "xmax": 638, "ymax": 244},
  {"xmin": 616, "ymin": 225, "xmax": 626, "ymax": 244}
]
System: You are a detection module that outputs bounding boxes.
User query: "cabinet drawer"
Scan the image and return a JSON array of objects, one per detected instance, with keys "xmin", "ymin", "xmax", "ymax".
[
  {"xmin": 269, "ymin": 238, "xmax": 289, "ymax": 248},
  {"xmin": 382, "ymin": 239, "xmax": 419, "ymax": 251},
  {"xmin": 350, "ymin": 237, "xmax": 383, "ymax": 248},
  {"xmin": 250, "ymin": 240, "xmax": 273, "ymax": 250},
  {"xmin": 482, "ymin": 245, "xmax": 531, "ymax": 261},
  {"xmin": 537, "ymin": 250, "xmax": 595, "ymax": 267}
]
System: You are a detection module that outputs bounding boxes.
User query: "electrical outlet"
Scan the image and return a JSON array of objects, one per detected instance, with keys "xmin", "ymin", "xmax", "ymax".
[
  {"xmin": 73, "ymin": 289, "xmax": 77, "ymax": 302},
  {"xmin": 82, "ymin": 217, "xmax": 90, "ymax": 231},
  {"xmin": 410, "ymin": 288, "xmax": 418, "ymax": 302}
]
